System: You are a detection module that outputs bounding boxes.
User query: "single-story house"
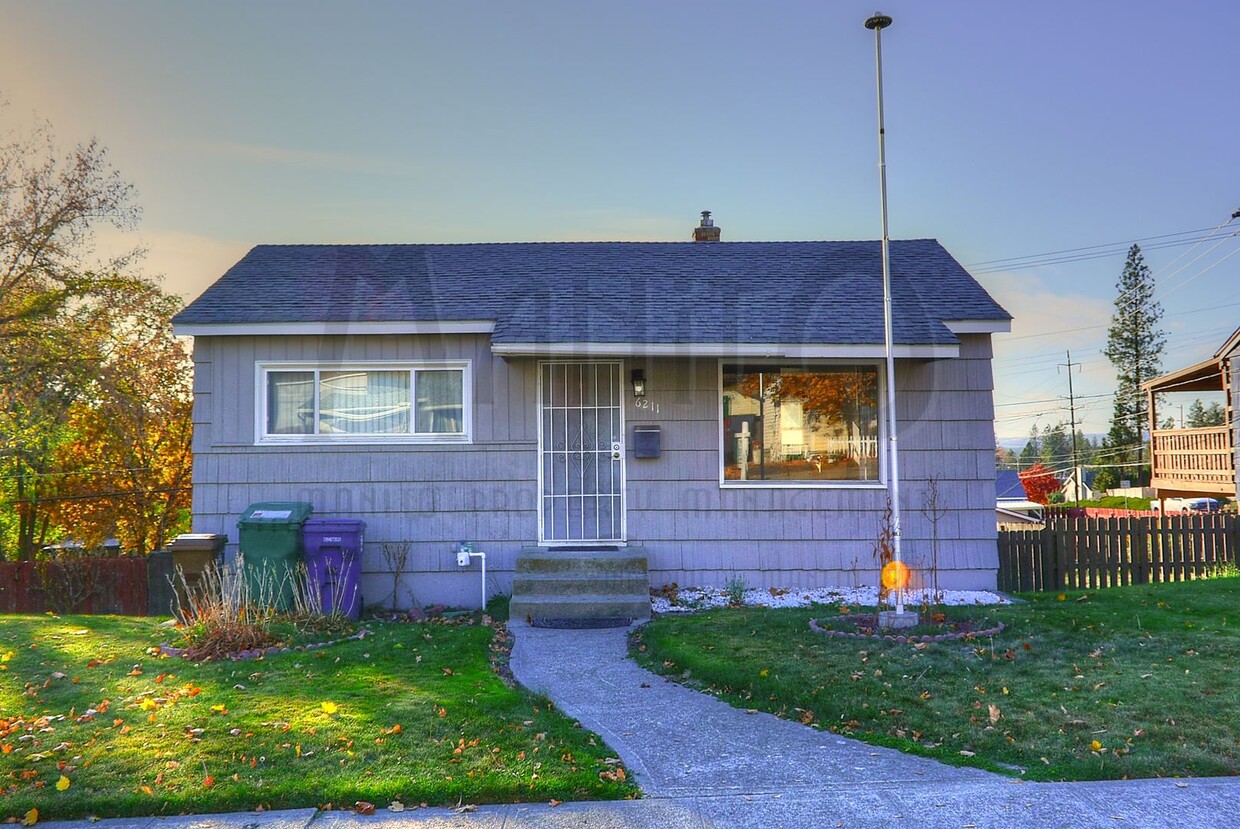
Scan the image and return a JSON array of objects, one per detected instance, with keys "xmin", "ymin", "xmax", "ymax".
[
  {"xmin": 995, "ymin": 468, "xmax": 1042, "ymax": 525},
  {"xmin": 172, "ymin": 219, "xmax": 1011, "ymax": 610}
]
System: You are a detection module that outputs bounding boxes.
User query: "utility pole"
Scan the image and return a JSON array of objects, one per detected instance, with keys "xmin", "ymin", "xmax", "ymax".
[{"xmin": 1060, "ymin": 351, "xmax": 1082, "ymax": 501}]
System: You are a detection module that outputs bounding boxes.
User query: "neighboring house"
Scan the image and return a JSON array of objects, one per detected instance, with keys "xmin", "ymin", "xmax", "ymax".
[
  {"xmin": 171, "ymin": 222, "xmax": 1011, "ymax": 608},
  {"xmin": 996, "ymin": 468, "xmax": 1044, "ymax": 525},
  {"xmin": 1058, "ymin": 467, "xmax": 1097, "ymax": 502},
  {"xmin": 1144, "ymin": 326, "xmax": 1240, "ymax": 504},
  {"xmin": 995, "ymin": 469, "xmax": 1026, "ymax": 500}
]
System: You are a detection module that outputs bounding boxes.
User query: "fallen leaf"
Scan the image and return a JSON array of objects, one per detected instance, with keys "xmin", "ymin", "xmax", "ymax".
[
  {"xmin": 320, "ymin": 702, "xmax": 339, "ymax": 715},
  {"xmin": 354, "ymin": 802, "xmax": 376, "ymax": 815},
  {"xmin": 203, "ymin": 776, "xmax": 216, "ymax": 788},
  {"xmin": 388, "ymin": 802, "xmax": 405, "ymax": 812},
  {"xmin": 988, "ymin": 704, "xmax": 1001, "ymax": 724},
  {"xmin": 55, "ymin": 775, "xmax": 71, "ymax": 792},
  {"xmin": 549, "ymin": 799, "xmax": 561, "ymax": 807},
  {"xmin": 1090, "ymin": 740, "xmax": 1104, "ymax": 752},
  {"xmin": 21, "ymin": 808, "xmax": 38, "ymax": 826}
]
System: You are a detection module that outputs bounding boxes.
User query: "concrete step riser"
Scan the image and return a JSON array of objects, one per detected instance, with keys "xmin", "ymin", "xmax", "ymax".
[
  {"xmin": 510, "ymin": 597, "xmax": 651, "ymax": 621},
  {"xmin": 516, "ymin": 556, "xmax": 648, "ymax": 575},
  {"xmin": 513, "ymin": 575, "xmax": 649, "ymax": 597}
]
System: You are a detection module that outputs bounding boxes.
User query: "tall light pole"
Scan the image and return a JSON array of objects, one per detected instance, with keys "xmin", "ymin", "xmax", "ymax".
[{"xmin": 864, "ymin": 11, "xmax": 906, "ymax": 615}]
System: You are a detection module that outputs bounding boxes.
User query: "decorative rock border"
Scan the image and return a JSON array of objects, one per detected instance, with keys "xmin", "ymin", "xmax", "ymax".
[
  {"xmin": 160, "ymin": 627, "xmax": 372, "ymax": 662},
  {"xmin": 808, "ymin": 617, "xmax": 1004, "ymax": 644}
]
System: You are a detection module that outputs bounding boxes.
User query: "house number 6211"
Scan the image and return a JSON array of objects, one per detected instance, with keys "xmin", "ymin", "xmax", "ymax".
[{"xmin": 634, "ymin": 398, "xmax": 660, "ymax": 414}]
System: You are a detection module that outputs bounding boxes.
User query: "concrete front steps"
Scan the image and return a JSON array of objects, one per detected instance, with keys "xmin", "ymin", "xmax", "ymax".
[{"xmin": 510, "ymin": 547, "xmax": 650, "ymax": 626}]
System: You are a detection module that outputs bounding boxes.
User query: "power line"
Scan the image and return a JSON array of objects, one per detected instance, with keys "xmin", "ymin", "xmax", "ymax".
[{"xmin": 967, "ymin": 226, "xmax": 1217, "ymax": 270}]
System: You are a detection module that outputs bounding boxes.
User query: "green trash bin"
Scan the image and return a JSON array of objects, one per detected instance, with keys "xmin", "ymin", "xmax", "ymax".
[{"xmin": 236, "ymin": 503, "xmax": 313, "ymax": 611}]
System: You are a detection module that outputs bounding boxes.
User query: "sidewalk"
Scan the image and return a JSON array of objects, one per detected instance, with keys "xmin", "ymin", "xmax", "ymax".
[{"xmin": 38, "ymin": 621, "xmax": 1240, "ymax": 829}]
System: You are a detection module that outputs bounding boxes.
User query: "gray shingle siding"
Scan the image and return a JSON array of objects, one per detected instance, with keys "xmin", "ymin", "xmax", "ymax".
[{"xmin": 186, "ymin": 333, "xmax": 1002, "ymax": 605}]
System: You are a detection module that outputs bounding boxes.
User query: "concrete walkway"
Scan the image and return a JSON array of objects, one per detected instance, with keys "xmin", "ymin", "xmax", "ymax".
[{"xmin": 38, "ymin": 621, "xmax": 1240, "ymax": 829}]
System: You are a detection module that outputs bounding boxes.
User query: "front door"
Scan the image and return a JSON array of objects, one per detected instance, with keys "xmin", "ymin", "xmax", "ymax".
[{"xmin": 538, "ymin": 361, "xmax": 625, "ymax": 544}]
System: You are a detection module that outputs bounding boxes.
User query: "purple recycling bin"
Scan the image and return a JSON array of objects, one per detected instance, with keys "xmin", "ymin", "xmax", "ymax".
[{"xmin": 301, "ymin": 518, "xmax": 366, "ymax": 619}]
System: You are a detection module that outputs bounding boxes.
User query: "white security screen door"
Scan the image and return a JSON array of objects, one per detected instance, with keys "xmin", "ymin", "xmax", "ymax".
[{"xmin": 539, "ymin": 361, "xmax": 625, "ymax": 544}]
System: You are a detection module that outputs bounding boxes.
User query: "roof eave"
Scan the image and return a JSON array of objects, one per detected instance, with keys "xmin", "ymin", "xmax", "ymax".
[
  {"xmin": 1142, "ymin": 355, "xmax": 1224, "ymax": 393},
  {"xmin": 489, "ymin": 342, "xmax": 960, "ymax": 359},
  {"xmin": 944, "ymin": 319, "xmax": 1012, "ymax": 334},
  {"xmin": 171, "ymin": 320, "xmax": 497, "ymax": 337}
]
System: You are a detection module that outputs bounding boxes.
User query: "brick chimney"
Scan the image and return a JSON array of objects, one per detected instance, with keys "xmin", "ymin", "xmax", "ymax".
[{"xmin": 692, "ymin": 210, "xmax": 721, "ymax": 242}]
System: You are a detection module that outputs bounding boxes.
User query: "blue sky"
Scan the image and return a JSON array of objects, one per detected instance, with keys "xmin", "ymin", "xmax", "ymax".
[{"xmin": 3, "ymin": 0, "xmax": 1238, "ymax": 439}]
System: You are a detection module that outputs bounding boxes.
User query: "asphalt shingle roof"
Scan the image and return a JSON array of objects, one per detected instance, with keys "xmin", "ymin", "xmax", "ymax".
[{"xmin": 172, "ymin": 240, "xmax": 1010, "ymax": 346}]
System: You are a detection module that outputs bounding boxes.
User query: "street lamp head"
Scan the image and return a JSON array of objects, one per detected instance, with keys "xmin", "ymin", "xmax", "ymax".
[{"xmin": 864, "ymin": 12, "xmax": 893, "ymax": 30}]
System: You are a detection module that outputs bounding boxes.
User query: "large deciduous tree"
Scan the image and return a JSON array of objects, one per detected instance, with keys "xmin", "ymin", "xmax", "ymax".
[
  {"xmin": 1, "ymin": 111, "xmax": 188, "ymax": 559},
  {"xmin": 1102, "ymin": 244, "xmax": 1164, "ymax": 482}
]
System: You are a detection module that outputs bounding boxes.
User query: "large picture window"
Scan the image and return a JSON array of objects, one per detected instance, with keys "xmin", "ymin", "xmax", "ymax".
[
  {"xmin": 721, "ymin": 364, "xmax": 880, "ymax": 484},
  {"xmin": 260, "ymin": 362, "xmax": 469, "ymax": 442}
]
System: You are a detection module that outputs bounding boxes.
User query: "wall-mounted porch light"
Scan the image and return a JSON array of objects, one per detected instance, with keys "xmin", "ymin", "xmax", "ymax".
[{"xmin": 631, "ymin": 369, "xmax": 646, "ymax": 398}]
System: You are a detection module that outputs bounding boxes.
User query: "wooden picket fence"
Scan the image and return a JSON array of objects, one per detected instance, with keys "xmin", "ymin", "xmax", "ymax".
[
  {"xmin": 997, "ymin": 513, "xmax": 1240, "ymax": 593},
  {"xmin": 0, "ymin": 557, "xmax": 148, "ymax": 615}
]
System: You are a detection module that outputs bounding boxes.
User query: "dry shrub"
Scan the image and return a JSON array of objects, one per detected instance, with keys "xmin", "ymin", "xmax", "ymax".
[{"xmin": 172, "ymin": 554, "xmax": 354, "ymax": 661}]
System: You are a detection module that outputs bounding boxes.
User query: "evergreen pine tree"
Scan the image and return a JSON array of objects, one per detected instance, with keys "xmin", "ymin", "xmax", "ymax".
[{"xmin": 1103, "ymin": 244, "xmax": 1165, "ymax": 482}]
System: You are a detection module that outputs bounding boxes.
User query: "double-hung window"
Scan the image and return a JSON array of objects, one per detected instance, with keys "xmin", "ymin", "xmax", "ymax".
[
  {"xmin": 721, "ymin": 363, "xmax": 881, "ymax": 485},
  {"xmin": 259, "ymin": 362, "xmax": 470, "ymax": 442}
]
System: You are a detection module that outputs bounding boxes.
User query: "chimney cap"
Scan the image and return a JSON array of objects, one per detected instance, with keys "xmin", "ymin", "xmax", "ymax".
[{"xmin": 692, "ymin": 210, "xmax": 721, "ymax": 242}]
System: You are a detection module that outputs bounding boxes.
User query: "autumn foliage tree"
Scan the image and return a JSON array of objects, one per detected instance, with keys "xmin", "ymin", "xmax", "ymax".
[
  {"xmin": 1018, "ymin": 463, "xmax": 1060, "ymax": 505},
  {"xmin": 47, "ymin": 285, "xmax": 193, "ymax": 554},
  {"xmin": 0, "ymin": 107, "xmax": 188, "ymax": 558}
]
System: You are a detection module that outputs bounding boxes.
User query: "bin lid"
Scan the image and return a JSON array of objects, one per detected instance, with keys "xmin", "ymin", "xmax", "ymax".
[
  {"xmin": 168, "ymin": 533, "xmax": 228, "ymax": 551},
  {"xmin": 303, "ymin": 518, "xmax": 367, "ymax": 532},
  {"xmin": 237, "ymin": 502, "xmax": 314, "ymax": 527}
]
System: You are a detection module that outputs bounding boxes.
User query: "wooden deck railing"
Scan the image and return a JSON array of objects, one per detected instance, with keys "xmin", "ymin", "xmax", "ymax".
[{"xmin": 1149, "ymin": 425, "xmax": 1236, "ymax": 495}]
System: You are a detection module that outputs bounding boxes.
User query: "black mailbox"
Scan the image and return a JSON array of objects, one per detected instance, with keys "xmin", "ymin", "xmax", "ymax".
[{"xmin": 633, "ymin": 424, "xmax": 661, "ymax": 458}]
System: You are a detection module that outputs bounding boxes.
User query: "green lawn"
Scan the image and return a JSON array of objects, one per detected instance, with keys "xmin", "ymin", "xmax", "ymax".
[
  {"xmin": 1, "ymin": 611, "xmax": 635, "ymax": 821},
  {"xmin": 633, "ymin": 576, "xmax": 1240, "ymax": 781}
]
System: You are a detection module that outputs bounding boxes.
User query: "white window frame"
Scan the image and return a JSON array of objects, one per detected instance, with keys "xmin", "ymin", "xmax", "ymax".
[
  {"xmin": 717, "ymin": 359, "xmax": 887, "ymax": 489},
  {"xmin": 256, "ymin": 360, "xmax": 472, "ymax": 444}
]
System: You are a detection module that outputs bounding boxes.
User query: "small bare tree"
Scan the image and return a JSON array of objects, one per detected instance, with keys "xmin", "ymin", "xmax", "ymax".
[
  {"xmin": 381, "ymin": 541, "xmax": 412, "ymax": 612},
  {"xmin": 872, "ymin": 497, "xmax": 895, "ymax": 611},
  {"xmin": 919, "ymin": 476, "xmax": 947, "ymax": 608}
]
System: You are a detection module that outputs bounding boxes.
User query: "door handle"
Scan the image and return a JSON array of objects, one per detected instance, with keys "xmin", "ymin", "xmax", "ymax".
[{"xmin": 611, "ymin": 441, "xmax": 623, "ymax": 460}]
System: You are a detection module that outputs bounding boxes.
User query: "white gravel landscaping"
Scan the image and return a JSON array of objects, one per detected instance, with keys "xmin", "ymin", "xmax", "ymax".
[{"xmin": 651, "ymin": 584, "xmax": 1010, "ymax": 614}]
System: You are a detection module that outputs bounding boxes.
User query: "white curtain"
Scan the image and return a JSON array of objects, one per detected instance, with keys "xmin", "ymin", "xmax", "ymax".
[
  {"xmin": 415, "ymin": 370, "xmax": 463, "ymax": 434},
  {"xmin": 267, "ymin": 371, "xmax": 315, "ymax": 434}
]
